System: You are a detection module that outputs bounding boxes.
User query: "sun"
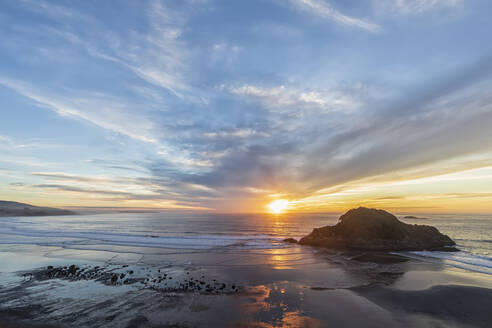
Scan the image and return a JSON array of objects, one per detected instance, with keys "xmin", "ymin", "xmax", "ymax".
[{"xmin": 267, "ymin": 199, "xmax": 290, "ymax": 214}]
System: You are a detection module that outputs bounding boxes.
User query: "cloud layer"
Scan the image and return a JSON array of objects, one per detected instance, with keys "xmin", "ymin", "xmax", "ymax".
[{"xmin": 1, "ymin": 0, "xmax": 491, "ymax": 212}]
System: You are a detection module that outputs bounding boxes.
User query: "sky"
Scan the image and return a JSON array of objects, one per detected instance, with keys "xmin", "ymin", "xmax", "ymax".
[{"xmin": 1, "ymin": 0, "xmax": 492, "ymax": 213}]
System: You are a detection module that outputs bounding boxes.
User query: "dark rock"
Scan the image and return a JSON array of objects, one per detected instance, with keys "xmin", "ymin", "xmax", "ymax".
[
  {"xmin": 404, "ymin": 215, "xmax": 429, "ymax": 220},
  {"xmin": 68, "ymin": 265, "xmax": 77, "ymax": 274},
  {"xmin": 283, "ymin": 238, "xmax": 298, "ymax": 243},
  {"xmin": 299, "ymin": 207, "xmax": 457, "ymax": 251}
]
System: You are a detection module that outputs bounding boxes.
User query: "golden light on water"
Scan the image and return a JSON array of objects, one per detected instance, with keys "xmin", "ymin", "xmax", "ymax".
[{"xmin": 267, "ymin": 199, "xmax": 290, "ymax": 214}]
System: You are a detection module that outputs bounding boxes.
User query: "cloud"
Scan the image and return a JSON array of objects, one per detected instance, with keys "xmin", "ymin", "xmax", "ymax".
[
  {"xmin": 19, "ymin": 0, "xmax": 194, "ymax": 99},
  {"xmin": 298, "ymin": 54, "xmax": 492, "ymax": 194},
  {"xmin": 228, "ymin": 84, "xmax": 365, "ymax": 113},
  {"xmin": 105, "ymin": 0, "xmax": 192, "ymax": 98},
  {"xmin": 0, "ymin": 134, "xmax": 65, "ymax": 150},
  {"xmin": 289, "ymin": 0, "xmax": 382, "ymax": 33},
  {"xmin": 30, "ymin": 170, "xmax": 221, "ymax": 207},
  {"xmin": 0, "ymin": 156, "xmax": 60, "ymax": 168},
  {"xmin": 34, "ymin": 184, "xmax": 138, "ymax": 198},
  {"xmin": 150, "ymin": 54, "xmax": 492, "ymax": 205},
  {"xmin": 0, "ymin": 78, "xmax": 158, "ymax": 144},
  {"xmin": 0, "ymin": 135, "xmax": 14, "ymax": 147},
  {"xmin": 203, "ymin": 128, "xmax": 270, "ymax": 139},
  {"xmin": 375, "ymin": 0, "xmax": 463, "ymax": 15},
  {"xmin": 31, "ymin": 183, "xmax": 214, "ymax": 209},
  {"xmin": 32, "ymin": 172, "xmax": 122, "ymax": 184},
  {"xmin": 18, "ymin": 0, "xmax": 94, "ymax": 21},
  {"xmin": 2, "ymin": 0, "xmax": 492, "ymax": 212}
]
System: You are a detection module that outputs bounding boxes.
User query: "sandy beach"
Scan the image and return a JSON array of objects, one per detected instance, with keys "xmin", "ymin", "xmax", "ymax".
[{"xmin": 1, "ymin": 241, "xmax": 491, "ymax": 328}]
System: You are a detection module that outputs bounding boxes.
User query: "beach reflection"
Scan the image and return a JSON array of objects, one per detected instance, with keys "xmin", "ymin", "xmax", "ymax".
[
  {"xmin": 240, "ymin": 284, "xmax": 322, "ymax": 327},
  {"xmin": 268, "ymin": 248, "xmax": 295, "ymax": 270}
]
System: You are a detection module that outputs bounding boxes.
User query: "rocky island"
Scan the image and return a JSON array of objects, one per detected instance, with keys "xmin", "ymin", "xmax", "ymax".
[
  {"xmin": 403, "ymin": 215, "xmax": 430, "ymax": 220},
  {"xmin": 298, "ymin": 207, "xmax": 456, "ymax": 251},
  {"xmin": 0, "ymin": 200, "xmax": 73, "ymax": 217}
]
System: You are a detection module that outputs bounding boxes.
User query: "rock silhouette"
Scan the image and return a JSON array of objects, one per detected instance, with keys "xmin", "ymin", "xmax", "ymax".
[{"xmin": 299, "ymin": 207, "xmax": 456, "ymax": 251}]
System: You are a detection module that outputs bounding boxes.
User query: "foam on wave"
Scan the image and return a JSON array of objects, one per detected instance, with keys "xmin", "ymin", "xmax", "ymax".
[
  {"xmin": 0, "ymin": 226, "xmax": 285, "ymax": 250},
  {"xmin": 406, "ymin": 250, "xmax": 492, "ymax": 275}
]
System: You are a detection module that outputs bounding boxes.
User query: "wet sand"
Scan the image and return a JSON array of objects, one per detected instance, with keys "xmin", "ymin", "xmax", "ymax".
[{"xmin": 0, "ymin": 244, "xmax": 491, "ymax": 327}]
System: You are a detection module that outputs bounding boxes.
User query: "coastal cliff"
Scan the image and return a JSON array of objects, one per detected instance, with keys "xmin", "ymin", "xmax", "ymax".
[
  {"xmin": 298, "ymin": 207, "xmax": 456, "ymax": 251},
  {"xmin": 0, "ymin": 200, "xmax": 73, "ymax": 217}
]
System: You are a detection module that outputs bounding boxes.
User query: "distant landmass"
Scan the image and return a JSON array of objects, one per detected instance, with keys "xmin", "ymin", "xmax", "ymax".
[
  {"xmin": 0, "ymin": 200, "xmax": 74, "ymax": 217},
  {"xmin": 403, "ymin": 215, "xmax": 430, "ymax": 220}
]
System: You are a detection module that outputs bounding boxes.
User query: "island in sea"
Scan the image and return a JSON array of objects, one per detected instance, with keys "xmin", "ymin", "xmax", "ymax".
[{"xmin": 296, "ymin": 207, "xmax": 456, "ymax": 251}]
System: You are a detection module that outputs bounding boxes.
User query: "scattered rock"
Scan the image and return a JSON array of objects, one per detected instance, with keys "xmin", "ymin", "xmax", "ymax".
[
  {"xmin": 30, "ymin": 264, "xmax": 240, "ymax": 295},
  {"xmin": 68, "ymin": 265, "xmax": 77, "ymax": 275},
  {"xmin": 283, "ymin": 238, "xmax": 298, "ymax": 244}
]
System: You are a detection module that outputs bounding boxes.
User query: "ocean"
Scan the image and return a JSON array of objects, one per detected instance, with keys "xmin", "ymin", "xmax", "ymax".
[{"xmin": 0, "ymin": 211, "xmax": 490, "ymax": 275}]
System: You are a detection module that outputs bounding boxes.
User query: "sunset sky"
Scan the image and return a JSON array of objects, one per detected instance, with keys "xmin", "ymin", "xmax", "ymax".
[{"xmin": 1, "ymin": 0, "xmax": 492, "ymax": 213}]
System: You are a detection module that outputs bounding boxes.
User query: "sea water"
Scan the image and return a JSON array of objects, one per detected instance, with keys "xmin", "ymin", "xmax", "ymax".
[{"xmin": 0, "ymin": 212, "xmax": 490, "ymax": 274}]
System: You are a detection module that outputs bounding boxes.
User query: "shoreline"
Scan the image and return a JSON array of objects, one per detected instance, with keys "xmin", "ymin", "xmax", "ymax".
[{"xmin": 1, "ymin": 244, "xmax": 491, "ymax": 327}]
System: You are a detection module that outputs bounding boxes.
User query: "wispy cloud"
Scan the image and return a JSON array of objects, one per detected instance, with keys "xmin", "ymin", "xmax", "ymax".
[
  {"xmin": 298, "ymin": 55, "xmax": 492, "ymax": 194},
  {"xmin": 228, "ymin": 84, "xmax": 365, "ymax": 113},
  {"xmin": 0, "ymin": 135, "xmax": 13, "ymax": 146},
  {"xmin": 0, "ymin": 134, "xmax": 64, "ymax": 150},
  {"xmin": 123, "ymin": 0, "xmax": 190, "ymax": 97},
  {"xmin": 0, "ymin": 78, "xmax": 158, "ymax": 144},
  {"xmin": 28, "ymin": 170, "xmax": 220, "ymax": 206},
  {"xmin": 375, "ymin": 0, "xmax": 464, "ymax": 15},
  {"xmin": 289, "ymin": 0, "xmax": 382, "ymax": 33},
  {"xmin": 167, "ymin": 55, "xmax": 492, "ymax": 206},
  {"xmin": 203, "ymin": 128, "xmax": 270, "ymax": 140},
  {"xmin": 0, "ymin": 156, "xmax": 60, "ymax": 168},
  {"xmin": 19, "ymin": 0, "xmax": 194, "ymax": 99},
  {"xmin": 19, "ymin": 0, "xmax": 94, "ymax": 21}
]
